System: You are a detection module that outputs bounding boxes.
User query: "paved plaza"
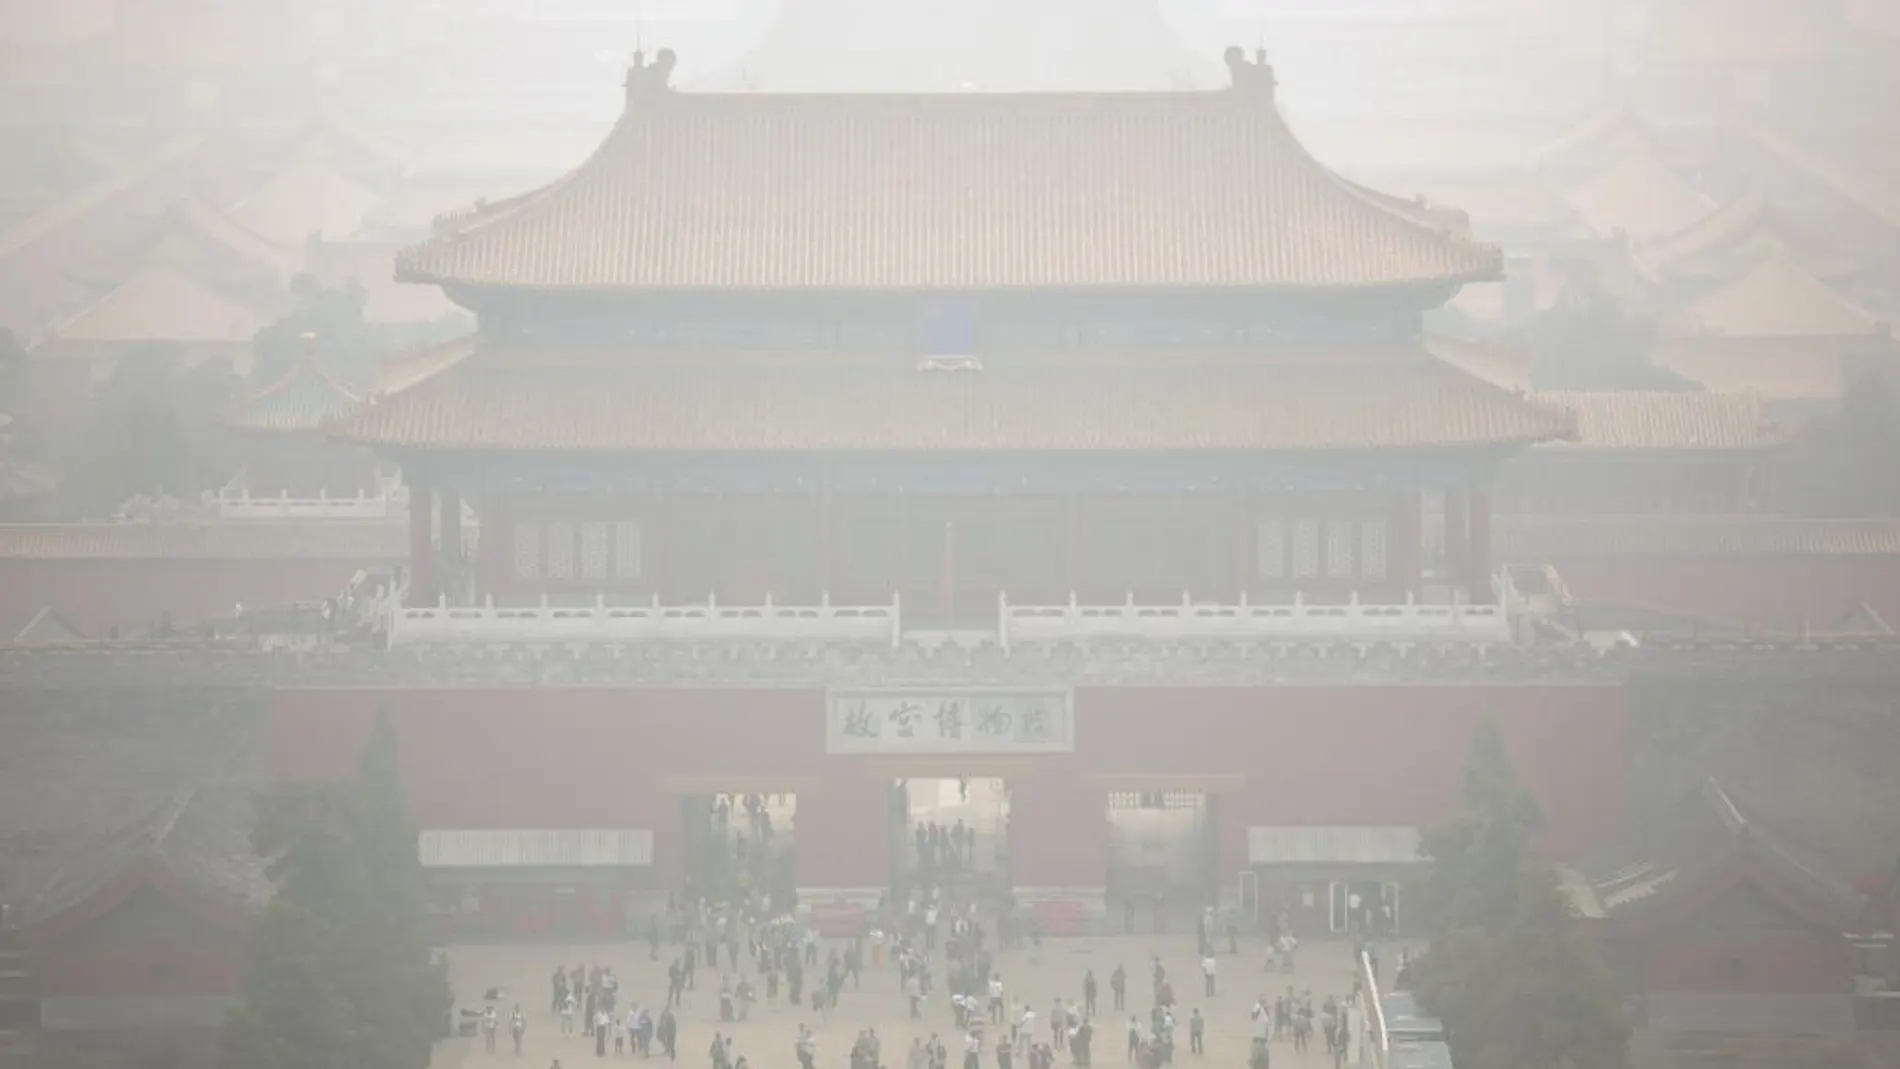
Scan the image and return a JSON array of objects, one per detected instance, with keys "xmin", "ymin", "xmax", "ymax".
[{"xmin": 440, "ymin": 933, "xmax": 1372, "ymax": 1069}]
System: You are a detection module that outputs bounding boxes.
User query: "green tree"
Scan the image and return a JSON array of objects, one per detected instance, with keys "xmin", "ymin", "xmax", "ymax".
[
  {"xmin": 1413, "ymin": 720, "xmax": 1632, "ymax": 1069},
  {"xmin": 1417, "ymin": 719, "xmax": 1544, "ymax": 930},
  {"xmin": 1779, "ymin": 370, "xmax": 1900, "ymax": 517},
  {"xmin": 224, "ymin": 709, "xmax": 448, "ymax": 1069},
  {"xmin": 342, "ymin": 711, "xmax": 451, "ymax": 1069},
  {"xmin": 62, "ymin": 345, "xmax": 240, "ymax": 515},
  {"xmin": 1518, "ymin": 259, "xmax": 1688, "ymax": 391},
  {"xmin": 250, "ymin": 273, "xmax": 373, "ymax": 385}
]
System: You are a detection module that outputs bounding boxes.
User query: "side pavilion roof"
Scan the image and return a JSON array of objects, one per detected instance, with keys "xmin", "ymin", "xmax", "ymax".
[{"xmin": 397, "ymin": 49, "xmax": 1501, "ymax": 293}]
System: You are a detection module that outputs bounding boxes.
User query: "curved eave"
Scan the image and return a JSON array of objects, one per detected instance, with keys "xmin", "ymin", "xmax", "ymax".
[
  {"xmin": 326, "ymin": 348, "xmax": 1570, "ymax": 454},
  {"xmin": 391, "ymin": 271, "xmax": 1506, "ymax": 294},
  {"xmin": 394, "ymin": 69, "xmax": 1502, "ymax": 293},
  {"xmin": 222, "ymin": 360, "xmax": 363, "ymax": 435}
]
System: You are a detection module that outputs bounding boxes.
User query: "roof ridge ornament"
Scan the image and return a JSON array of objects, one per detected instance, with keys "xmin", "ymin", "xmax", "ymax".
[
  {"xmin": 1222, "ymin": 46, "xmax": 1276, "ymax": 101},
  {"xmin": 624, "ymin": 48, "xmax": 678, "ymax": 106}
]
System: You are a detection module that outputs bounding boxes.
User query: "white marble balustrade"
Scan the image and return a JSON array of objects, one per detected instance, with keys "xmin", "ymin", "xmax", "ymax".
[
  {"xmin": 386, "ymin": 594, "xmax": 904, "ymax": 647},
  {"xmin": 212, "ymin": 488, "xmax": 402, "ymax": 520},
  {"xmin": 998, "ymin": 590, "xmax": 1512, "ymax": 647}
]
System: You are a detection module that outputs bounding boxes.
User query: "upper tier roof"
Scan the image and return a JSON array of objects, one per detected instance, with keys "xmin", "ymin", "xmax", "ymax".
[{"xmin": 397, "ymin": 49, "xmax": 1502, "ymax": 293}]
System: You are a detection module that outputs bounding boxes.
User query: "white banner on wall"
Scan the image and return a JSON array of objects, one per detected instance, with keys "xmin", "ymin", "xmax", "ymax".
[{"xmin": 825, "ymin": 689, "xmax": 1075, "ymax": 755}]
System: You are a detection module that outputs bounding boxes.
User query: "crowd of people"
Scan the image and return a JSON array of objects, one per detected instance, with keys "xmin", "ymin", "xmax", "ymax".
[{"xmin": 482, "ymin": 890, "xmax": 1370, "ymax": 1069}]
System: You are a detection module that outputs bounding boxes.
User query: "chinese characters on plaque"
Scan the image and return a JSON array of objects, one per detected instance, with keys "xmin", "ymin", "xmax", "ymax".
[{"xmin": 825, "ymin": 690, "xmax": 1075, "ymax": 755}]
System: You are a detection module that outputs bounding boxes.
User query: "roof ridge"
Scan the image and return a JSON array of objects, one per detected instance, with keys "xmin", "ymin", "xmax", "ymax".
[
  {"xmin": 1699, "ymin": 776, "xmax": 1748, "ymax": 837},
  {"xmin": 396, "ymin": 49, "xmax": 1502, "ymax": 292},
  {"xmin": 147, "ymin": 786, "xmax": 199, "ymax": 857},
  {"xmin": 1536, "ymin": 100, "xmax": 1659, "ymax": 169},
  {"xmin": 1637, "ymin": 182, "xmax": 1770, "ymax": 274},
  {"xmin": 48, "ymin": 262, "xmax": 275, "ymax": 345}
]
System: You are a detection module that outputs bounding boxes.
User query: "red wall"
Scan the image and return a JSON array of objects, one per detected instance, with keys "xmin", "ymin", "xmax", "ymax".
[
  {"xmin": 1645, "ymin": 931, "xmax": 1856, "ymax": 995},
  {"xmin": 1079, "ymin": 685, "xmax": 1628, "ymax": 865},
  {"xmin": 270, "ymin": 683, "xmax": 1629, "ymax": 888},
  {"xmin": 1540, "ymin": 555, "xmax": 1900, "ymax": 632},
  {"xmin": 38, "ymin": 885, "xmax": 246, "ymax": 998},
  {"xmin": 0, "ymin": 558, "xmax": 374, "ymax": 638}
]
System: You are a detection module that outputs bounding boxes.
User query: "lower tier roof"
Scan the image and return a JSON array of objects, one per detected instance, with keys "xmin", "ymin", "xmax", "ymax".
[{"xmin": 332, "ymin": 347, "xmax": 1573, "ymax": 453}]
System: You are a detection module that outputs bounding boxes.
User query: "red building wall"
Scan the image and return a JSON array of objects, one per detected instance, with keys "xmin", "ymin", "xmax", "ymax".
[
  {"xmin": 270, "ymin": 683, "xmax": 1628, "ymax": 888},
  {"xmin": 36, "ymin": 885, "xmax": 246, "ymax": 998},
  {"xmin": 1644, "ymin": 930, "xmax": 1857, "ymax": 995},
  {"xmin": 0, "ymin": 557, "xmax": 377, "ymax": 638}
]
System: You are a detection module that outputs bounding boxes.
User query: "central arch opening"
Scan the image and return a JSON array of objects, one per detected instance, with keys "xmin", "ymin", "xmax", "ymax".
[{"xmin": 893, "ymin": 776, "xmax": 1011, "ymax": 900}]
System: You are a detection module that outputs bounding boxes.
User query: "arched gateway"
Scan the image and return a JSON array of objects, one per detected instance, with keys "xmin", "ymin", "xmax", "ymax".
[{"xmin": 277, "ymin": 47, "xmax": 1626, "ymax": 939}]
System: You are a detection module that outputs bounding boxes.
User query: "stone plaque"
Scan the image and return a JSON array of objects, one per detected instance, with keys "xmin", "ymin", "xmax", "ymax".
[{"xmin": 825, "ymin": 689, "xmax": 1075, "ymax": 755}]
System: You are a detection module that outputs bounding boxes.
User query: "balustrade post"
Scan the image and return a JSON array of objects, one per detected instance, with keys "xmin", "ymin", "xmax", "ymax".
[{"xmin": 1443, "ymin": 484, "xmax": 1468, "ymax": 600}]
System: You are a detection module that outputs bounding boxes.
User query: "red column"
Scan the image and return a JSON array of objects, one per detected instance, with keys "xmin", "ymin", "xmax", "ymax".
[
  {"xmin": 1443, "ymin": 485, "xmax": 1468, "ymax": 596},
  {"xmin": 439, "ymin": 488, "xmax": 463, "ymax": 605},
  {"xmin": 1233, "ymin": 489, "xmax": 1254, "ymax": 598},
  {"xmin": 1392, "ymin": 487, "xmax": 1421, "ymax": 600},
  {"xmin": 1469, "ymin": 484, "xmax": 1495, "ymax": 604},
  {"xmin": 818, "ymin": 491, "xmax": 834, "ymax": 597},
  {"xmin": 1010, "ymin": 762, "xmax": 1107, "ymax": 891},
  {"xmin": 407, "ymin": 482, "xmax": 436, "ymax": 607},
  {"xmin": 794, "ymin": 772, "xmax": 891, "ymax": 890},
  {"xmin": 478, "ymin": 495, "xmax": 512, "ymax": 605}
]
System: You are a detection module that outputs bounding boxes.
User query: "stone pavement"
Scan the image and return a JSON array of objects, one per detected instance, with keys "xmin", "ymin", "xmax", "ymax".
[{"xmin": 440, "ymin": 934, "xmax": 1371, "ymax": 1069}]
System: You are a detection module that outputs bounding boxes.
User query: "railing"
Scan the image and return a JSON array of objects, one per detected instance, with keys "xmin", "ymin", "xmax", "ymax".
[
  {"xmin": 1359, "ymin": 946, "xmax": 1388, "ymax": 1069},
  {"xmin": 386, "ymin": 594, "xmax": 904, "ymax": 648},
  {"xmin": 998, "ymin": 590, "xmax": 1511, "ymax": 649},
  {"xmin": 210, "ymin": 488, "xmax": 403, "ymax": 520}
]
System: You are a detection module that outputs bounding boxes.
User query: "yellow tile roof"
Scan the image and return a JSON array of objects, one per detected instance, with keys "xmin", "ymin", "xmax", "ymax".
[
  {"xmin": 73, "ymin": 197, "xmax": 302, "ymax": 289},
  {"xmin": 228, "ymin": 157, "xmax": 382, "ymax": 245},
  {"xmin": 1422, "ymin": 334, "xmax": 1534, "ymax": 392},
  {"xmin": 52, "ymin": 265, "xmax": 274, "ymax": 345},
  {"xmin": 374, "ymin": 334, "xmax": 478, "ymax": 397},
  {"xmin": 1537, "ymin": 104, "xmax": 1667, "ymax": 174},
  {"xmin": 1531, "ymin": 391, "xmax": 1784, "ymax": 451},
  {"xmin": 397, "ymin": 51, "xmax": 1501, "ymax": 292},
  {"xmin": 1563, "ymin": 155, "xmax": 1718, "ymax": 244},
  {"xmin": 1744, "ymin": 125, "xmax": 1900, "ymax": 232},
  {"xmin": 1655, "ymin": 340, "xmax": 1852, "ymax": 403},
  {"xmin": 1634, "ymin": 185, "xmax": 1859, "ymax": 283},
  {"xmin": 332, "ymin": 347, "xmax": 1573, "ymax": 453},
  {"xmin": 1673, "ymin": 259, "xmax": 1886, "ymax": 339}
]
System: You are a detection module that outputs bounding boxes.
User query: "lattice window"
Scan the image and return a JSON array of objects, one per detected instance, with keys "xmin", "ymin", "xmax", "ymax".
[
  {"xmin": 1360, "ymin": 519, "xmax": 1389, "ymax": 581},
  {"xmin": 1291, "ymin": 520, "xmax": 1320, "ymax": 579},
  {"xmin": 1256, "ymin": 519, "xmax": 1288, "ymax": 580},
  {"xmin": 512, "ymin": 521, "xmax": 541, "ymax": 580},
  {"xmin": 613, "ymin": 521, "xmax": 642, "ymax": 580},
  {"xmin": 1325, "ymin": 520, "xmax": 1356, "ymax": 579},
  {"xmin": 1108, "ymin": 792, "xmax": 1204, "ymax": 811},
  {"xmin": 579, "ymin": 522, "xmax": 609, "ymax": 581},
  {"xmin": 545, "ymin": 521, "xmax": 575, "ymax": 581}
]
